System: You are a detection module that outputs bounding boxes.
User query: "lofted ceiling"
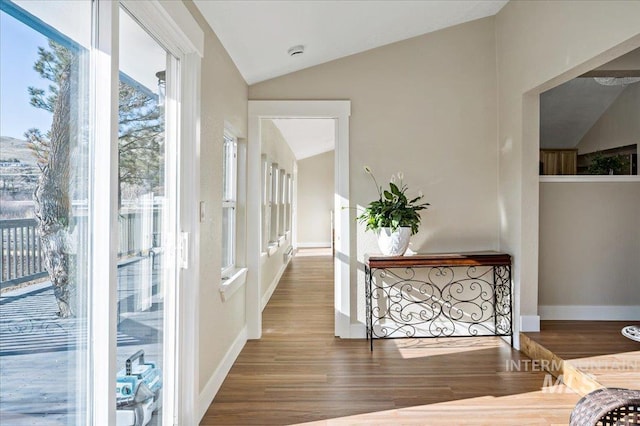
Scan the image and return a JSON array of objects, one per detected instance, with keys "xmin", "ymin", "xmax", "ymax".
[
  {"xmin": 193, "ymin": 2, "xmax": 638, "ymax": 158},
  {"xmin": 540, "ymin": 47, "xmax": 640, "ymax": 150},
  {"xmin": 540, "ymin": 78, "xmax": 626, "ymax": 149},
  {"xmin": 193, "ymin": 0, "xmax": 508, "ymax": 159},
  {"xmin": 193, "ymin": 0, "xmax": 508, "ymax": 85}
]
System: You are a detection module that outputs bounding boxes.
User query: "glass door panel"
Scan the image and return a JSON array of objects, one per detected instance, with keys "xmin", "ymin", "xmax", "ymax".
[
  {"xmin": 116, "ymin": 7, "xmax": 175, "ymax": 426},
  {"xmin": 0, "ymin": 1, "xmax": 91, "ymax": 424}
]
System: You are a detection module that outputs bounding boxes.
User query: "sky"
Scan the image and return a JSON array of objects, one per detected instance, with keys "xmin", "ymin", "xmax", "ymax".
[{"xmin": 0, "ymin": 10, "xmax": 54, "ymax": 140}]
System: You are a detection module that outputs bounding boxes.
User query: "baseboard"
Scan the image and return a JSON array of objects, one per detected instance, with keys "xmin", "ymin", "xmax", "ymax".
[
  {"xmin": 520, "ymin": 315, "xmax": 541, "ymax": 332},
  {"xmin": 296, "ymin": 242, "xmax": 331, "ymax": 248},
  {"xmin": 539, "ymin": 305, "xmax": 640, "ymax": 321},
  {"xmin": 261, "ymin": 257, "xmax": 291, "ymax": 311},
  {"xmin": 198, "ymin": 326, "xmax": 247, "ymax": 423},
  {"xmin": 349, "ymin": 322, "xmax": 366, "ymax": 339}
]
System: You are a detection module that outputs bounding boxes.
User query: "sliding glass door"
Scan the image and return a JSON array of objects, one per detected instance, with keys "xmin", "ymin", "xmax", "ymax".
[
  {"xmin": 0, "ymin": 1, "xmax": 188, "ymax": 424},
  {"xmin": 115, "ymin": 7, "xmax": 178, "ymax": 426},
  {"xmin": 0, "ymin": 1, "xmax": 91, "ymax": 424}
]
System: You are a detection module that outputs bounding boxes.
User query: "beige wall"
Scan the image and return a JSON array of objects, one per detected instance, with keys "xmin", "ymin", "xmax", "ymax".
[
  {"xmin": 539, "ymin": 182, "xmax": 640, "ymax": 307},
  {"xmin": 182, "ymin": 0, "xmax": 640, "ymax": 398},
  {"xmin": 297, "ymin": 151, "xmax": 334, "ymax": 247},
  {"xmin": 577, "ymin": 83, "xmax": 640, "ymax": 154},
  {"xmin": 182, "ymin": 2, "xmax": 249, "ymax": 394},
  {"xmin": 260, "ymin": 120, "xmax": 296, "ymax": 303},
  {"xmin": 250, "ymin": 16, "xmax": 500, "ymax": 324},
  {"xmin": 495, "ymin": 0, "xmax": 640, "ymax": 327}
]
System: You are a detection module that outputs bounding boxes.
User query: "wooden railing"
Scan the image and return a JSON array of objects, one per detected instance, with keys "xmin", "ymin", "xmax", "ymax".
[
  {"xmin": 1, "ymin": 208, "xmax": 161, "ymax": 289},
  {"xmin": 0, "ymin": 218, "xmax": 46, "ymax": 288}
]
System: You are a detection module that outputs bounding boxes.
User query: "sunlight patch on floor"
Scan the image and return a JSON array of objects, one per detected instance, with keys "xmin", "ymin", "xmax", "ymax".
[
  {"xmin": 295, "ymin": 247, "xmax": 332, "ymax": 257},
  {"xmin": 392, "ymin": 336, "xmax": 505, "ymax": 359},
  {"xmin": 296, "ymin": 387, "xmax": 579, "ymax": 425}
]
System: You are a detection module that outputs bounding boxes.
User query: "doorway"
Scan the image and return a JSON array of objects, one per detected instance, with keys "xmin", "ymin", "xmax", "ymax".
[{"xmin": 247, "ymin": 101, "xmax": 351, "ymax": 339}]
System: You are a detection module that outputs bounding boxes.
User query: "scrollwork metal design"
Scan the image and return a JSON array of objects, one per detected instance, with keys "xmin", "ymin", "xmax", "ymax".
[{"xmin": 366, "ymin": 263, "xmax": 512, "ymax": 349}]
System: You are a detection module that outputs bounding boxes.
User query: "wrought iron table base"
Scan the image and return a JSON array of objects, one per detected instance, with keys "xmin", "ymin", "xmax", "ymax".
[{"xmin": 365, "ymin": 252, "xmax": 513, "ymax": 351}]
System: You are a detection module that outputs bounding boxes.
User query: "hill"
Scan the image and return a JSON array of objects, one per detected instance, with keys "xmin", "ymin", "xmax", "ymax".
[{"xmin": 0, "ymin": 136, "xmax": 38, "ymax": 165}]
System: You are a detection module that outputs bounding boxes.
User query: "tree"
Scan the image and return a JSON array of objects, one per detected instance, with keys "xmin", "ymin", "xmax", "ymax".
[
  {"xmin": 27, "ymin": 40, "xmax": 163, "ymax": 317},
  {"xmin": 26, "ymin": 41, "xmax": 75, "ymax": 317}
]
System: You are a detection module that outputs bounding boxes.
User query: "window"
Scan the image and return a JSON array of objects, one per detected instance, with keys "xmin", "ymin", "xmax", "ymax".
[
  {"xmin": 222, "ymin": 132, "xmax": 237, "ymax": 273},
  {"xmin": 285, "ymin": 173, "xmax": 292, "ymax": 233},
  {"xmin": 261, "ymin": 154, "xmax": 270, "ymax": 252},
  {"xmin": 0, "ymin": 2, "xmax": 91, "ymax": 422},
  {"xmin": 278, "ymin": 168, "xmax": 286, "ymax": 237},
  {"xmin": 269, "ymin": 162, "xmax": 279, "ymax": 243}
]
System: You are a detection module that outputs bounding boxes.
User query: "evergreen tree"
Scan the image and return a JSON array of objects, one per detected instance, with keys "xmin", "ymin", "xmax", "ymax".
[{"xmin": 27, "ymin": 40, "xmax": 163, "ymax": 317}]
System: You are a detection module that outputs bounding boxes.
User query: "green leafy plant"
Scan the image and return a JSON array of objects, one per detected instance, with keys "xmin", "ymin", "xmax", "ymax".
[
  {"xmin": 357, "ymin": 166, "xmax": 429, "ymax": 235},
  {"xmin": 587, "ymin": 153, "xmax": 625, "ymax": 175}
]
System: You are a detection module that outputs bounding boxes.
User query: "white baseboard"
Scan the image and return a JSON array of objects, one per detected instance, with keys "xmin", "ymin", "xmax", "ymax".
[
  {"xmin": 349, "ymin": 322, "xmax": 366, "ymax": 338},
  {"xmin": 261, "ymin": 257, "xmax": 291, "ymax": 311},
  {"xmin": 198, "ymin": 326, "xmax": 247, "ymax": 423},
  {"xmin": 296, "ymin": 242, "xmax": 331, "ymax": 248},
  {"xmin": 539, "ymin": 305, "xmax": 640, "ymax": 321},
  {"xmin": 520, "ymin": 315, "xmax": 541, "ymax": 332}
]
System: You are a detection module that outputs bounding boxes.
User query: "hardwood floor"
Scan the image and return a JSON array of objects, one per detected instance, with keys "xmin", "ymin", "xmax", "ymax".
[
  {"xmin": 523, "ymin": 320, "xmax": 639, "ymax": 360},
  {"xmin": 200, "ymin": 251, "xmax": 579, "ymax": 425},
  {"xmin": 521, "ymin": 321, "xmax": 640, "ymax": 396}
]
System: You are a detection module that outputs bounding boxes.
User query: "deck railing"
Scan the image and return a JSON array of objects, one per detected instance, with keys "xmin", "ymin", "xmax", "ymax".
[
  {"xmin": 1, "ymin": 207, "xmax": 161, "ymax": 289},
  {"xmin": 0, "ymin": 218, "xmax": 46, "ymax": 288}
]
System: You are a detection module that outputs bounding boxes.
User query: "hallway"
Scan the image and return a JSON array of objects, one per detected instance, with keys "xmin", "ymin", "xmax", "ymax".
[{"xmin": 200, "ymin": 250, "xmax": 579, "ymax": 425}]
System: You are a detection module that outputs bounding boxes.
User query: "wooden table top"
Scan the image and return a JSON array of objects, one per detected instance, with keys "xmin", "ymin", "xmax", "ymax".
[{"xmin": 365, "ymin": 251, "xmax": 511, "ymax": 268}]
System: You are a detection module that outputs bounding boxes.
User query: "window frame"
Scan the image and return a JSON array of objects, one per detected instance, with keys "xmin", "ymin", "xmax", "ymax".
[
  {"xmin": 261, "ymin": 154, "xmax": 270, "ymax": 253},
  {"xmin": 269, "ymin": 162, "xmax": 279, "ymax": 244},
  {"xmin": 222, "ymin": 131, "xmax": 238, "ymax": 276},
  {"xmin": 285, "ymin": 173, "xmax": 292, "ymax": 233}
]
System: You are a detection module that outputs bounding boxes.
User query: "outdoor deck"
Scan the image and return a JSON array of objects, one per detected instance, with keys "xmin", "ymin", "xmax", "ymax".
[{"xmin": 0, "ymin": 255, "xmax": 164, "ymax": 425}]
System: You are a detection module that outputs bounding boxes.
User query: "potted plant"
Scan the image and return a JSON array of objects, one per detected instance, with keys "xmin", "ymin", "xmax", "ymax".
[
  {"xmin": 358, "ymin": 166, "xmax": 429, "ymax": 256},
  {"xmin": 587, "ymin": 153, "xmax": 625, "ymax": 175}
]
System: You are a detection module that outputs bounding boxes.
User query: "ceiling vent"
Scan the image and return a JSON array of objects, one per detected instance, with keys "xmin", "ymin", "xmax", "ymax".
[{"xmin": 287, "ymin": 45, "xmax": 304, "ymax": 57}]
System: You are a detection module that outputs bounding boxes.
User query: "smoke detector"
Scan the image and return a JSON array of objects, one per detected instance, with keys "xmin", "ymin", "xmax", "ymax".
[{"xmin": 287, "ymin": 45, "xmax": 305, "ymax": 57}]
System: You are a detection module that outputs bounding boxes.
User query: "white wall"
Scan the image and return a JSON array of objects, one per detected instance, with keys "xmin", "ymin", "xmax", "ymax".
[
  {"xmin": 296, "ymin": 150, "xmax": 334, "ymax": 247},
  {"xmin": 260, "ymin": 120, "xmax": 296, "ymax": 307},
  {"xmin": 250, "ymin": 17, "xmax": 499, "ymax": 326},
  {"xmin": 495, "ymin": 0, "xmax": 640, "ymax": 332},
  {"xmin": 182, "ymin": 0, "xmax": 249, "ymax": 411},
  {"xmin": 539, "ymin": 181, "xmax": 640, "ymax": 319},
  {"xmin": 577, "ymin": 82, "xmax": 640, "ymax": 155}
]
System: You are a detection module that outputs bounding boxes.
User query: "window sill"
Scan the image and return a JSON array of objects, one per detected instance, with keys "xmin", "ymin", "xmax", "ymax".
[
  {"xmin": 266, "ymin": 243, "xmax": 278, "ymax": 257},
  {"xmin": 540, "ymin": 175, "xmax": 639, "ymax": 183},
  {"xmin": 219, "ymin": 267, "xmax": 248, "ymax": 302}
]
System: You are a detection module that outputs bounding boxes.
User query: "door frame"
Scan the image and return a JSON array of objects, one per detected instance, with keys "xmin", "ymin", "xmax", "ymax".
[
  {"xmin": 91, "ymin": 1, "xmax": 203, "ymax": 424},
  {"xmin": 247, "ymin": 100, "xmax": 352, "ymax": 339}
]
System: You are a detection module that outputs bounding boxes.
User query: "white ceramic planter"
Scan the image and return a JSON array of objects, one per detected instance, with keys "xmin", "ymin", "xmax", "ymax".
[{"xmin": 376, "ymin": 227, "xmax": 411, "ymax": 256}]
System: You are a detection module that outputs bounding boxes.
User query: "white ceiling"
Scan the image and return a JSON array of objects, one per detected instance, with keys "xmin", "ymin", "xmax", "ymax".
[
  {"xmin": 270, "ymin": 119, "xmax": 335, "ymax": 160},
  {"xmin": 540, "ymin": 78, "xmax": 626, "ymax": 149},
  {"xmin": 194, "ymin": 0, "xmax": 507, "ymax": 158},
  {"xmin": 193, "ymin": 0, "xmax": 508, "ymax": 85},
  {"xmin": 540, "ymin": 47, "xmax": 640, "ymax": 149}
]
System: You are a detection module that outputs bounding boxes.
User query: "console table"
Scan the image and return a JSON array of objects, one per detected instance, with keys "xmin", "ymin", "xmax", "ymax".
[{"xmin": 365, "ymin": 251, "xmax": 512, "ymax": 350}]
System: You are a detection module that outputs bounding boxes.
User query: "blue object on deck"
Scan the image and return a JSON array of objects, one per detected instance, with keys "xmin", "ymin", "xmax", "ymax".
[{"xmin": 116, "ymin": 350, "xmax": 162, "ymax": 426}]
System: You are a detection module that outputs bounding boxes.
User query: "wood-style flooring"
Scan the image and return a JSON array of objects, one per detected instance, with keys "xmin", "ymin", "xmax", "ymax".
[
  {"xmin": 523, "ymin": 320, "xmax": 639, "ymax": 360},
  {"xmin": 200, "ymin": 250, "xmax": 579, "ymax": 425},
  {"xmin": 521, "ymin": 321, "xmax": 640, "ymax": 396}
]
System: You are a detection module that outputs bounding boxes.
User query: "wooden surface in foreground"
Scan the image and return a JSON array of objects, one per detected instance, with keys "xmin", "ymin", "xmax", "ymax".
[
  {"xmin": 522, "ymin": 320, "xmax": 640, "ymax": 396},
  {"xmin": 201, "ymin": 250, "xmax": 579, "ymax": 425}
]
